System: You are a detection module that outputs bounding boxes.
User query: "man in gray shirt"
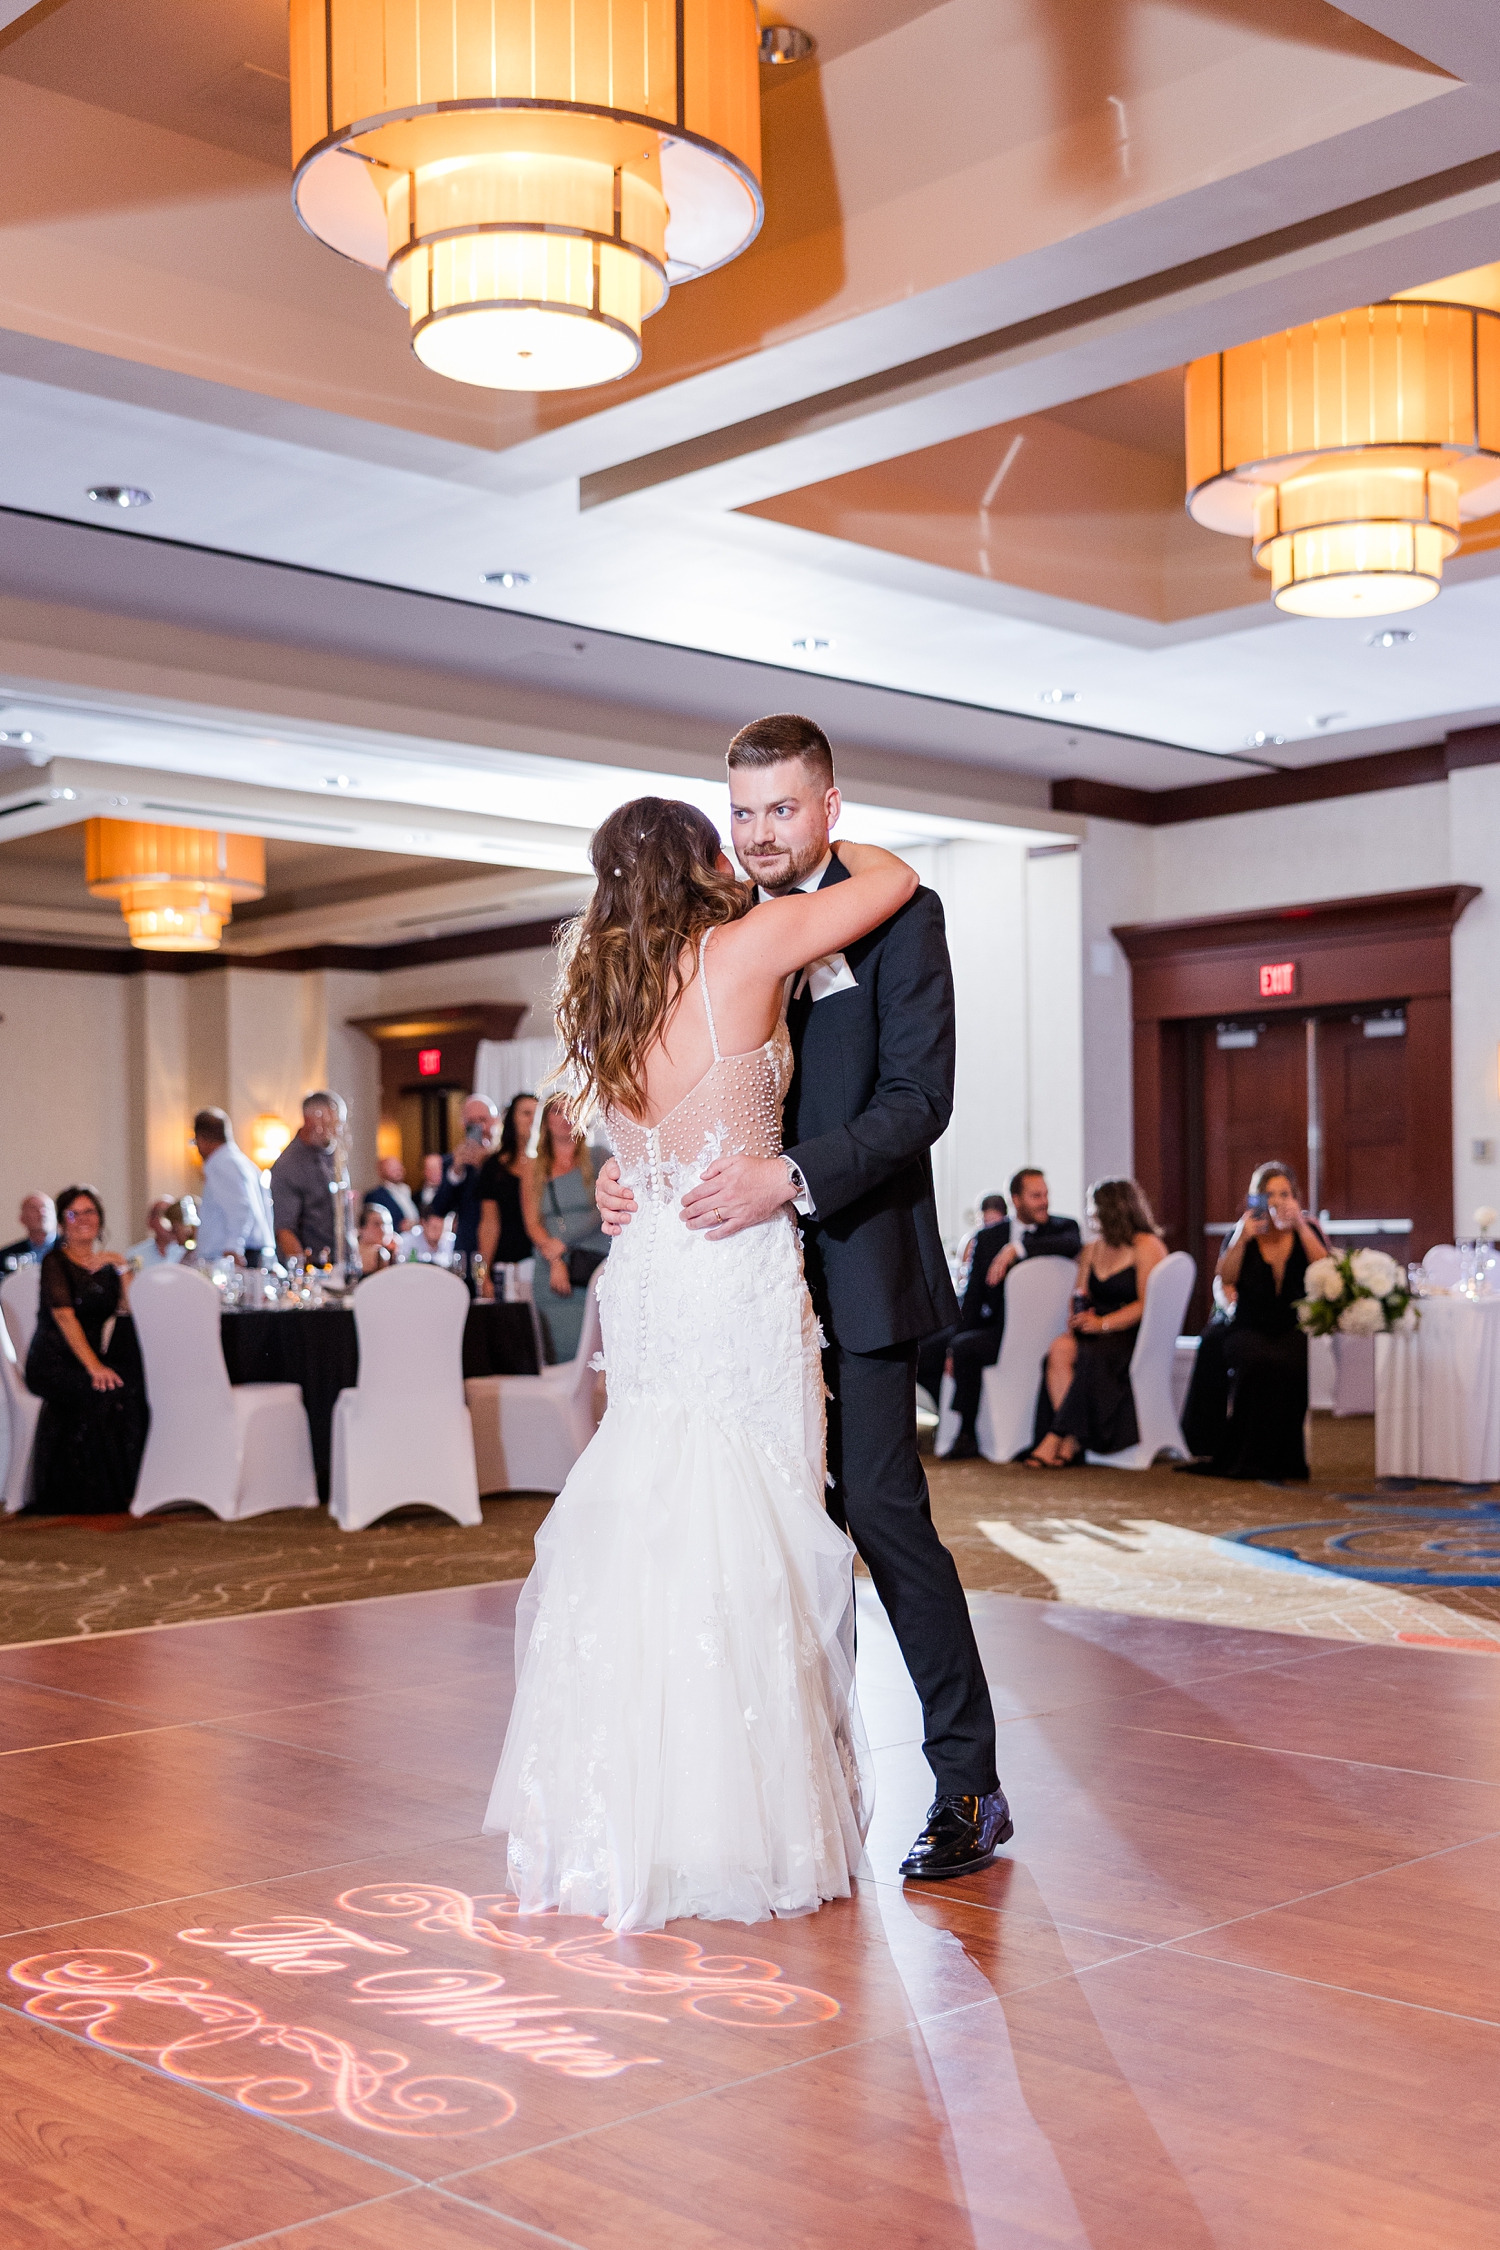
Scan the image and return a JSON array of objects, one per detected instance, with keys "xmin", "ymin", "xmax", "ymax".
[{"xmin": 271, "ymin": 1091, "xmax": 344, "ymax": 1264}]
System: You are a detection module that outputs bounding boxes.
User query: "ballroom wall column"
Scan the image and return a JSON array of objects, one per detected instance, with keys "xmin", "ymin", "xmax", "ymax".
[
  {"xmin": 125, "ymin": 972, "xmax": 189, "ymax": 1220},
  {"xmin": 1024, "ymin": 844, "xmax": 1084, "ymax": 1226}
]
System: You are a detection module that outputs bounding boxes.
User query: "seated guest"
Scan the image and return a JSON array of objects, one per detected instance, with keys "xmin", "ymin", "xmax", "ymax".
[
  {"xmin": 917, "ymin": 1190, "xmax": 1006, "ymax": 1408},
  {"xmin": 477, "ymin": 1093, "xmax": 539, "ymax": 1289},
  {"xmin": 1027, "ymin": 1177, "xmax": 1166, "ymax": 1468},
  {"xmin": 431, "ymin": 1096, "xmax": 500, "ymax": 1270},
  {"xmin": 411, "ymin": 1210, "xmax": 455, "ymax": 1263},
  {"xmin": 125, "ymin": 1199, "xmax": 184, "ymax": 1268},
  {"xmin": 416, "ymin": 1152, "xmax": 446, "ymax": 1219},
  {"xmin": 193, "ymin": 1108, "xmax": 275, "ymax": 1264},
  {"xmin": 522, "ymin": 1095, "xmax": 609, "ymax": 1362},
  {"xmin": 1, "ymin": 1192, "xmax": 56, "ymax": 1273},
  {"xmin": 1184, "ymin": 1161, "xmax": 1330, "ymax": 1483},
  {"xmin": 24, "ymin": 1186, "xmax": 146, "ymax": 1515},
  {"xmin": 357, "ymin": 1202, "xmax": 396, "ymax": 1274},
  {"xmin": 271, "ymin": 1091, "xmax": 344, "ymax": 1266},
  {"xmin": 1177, "ymin": 1273, "xmax": 1236, "ymax": 1466},
  {"xmin": 364, "ymin": 1155, "xmax": 418, "ymax": 1233},
  {"xmin": 940, "ymin": 1169, "xmax": 1084, "ymax": 1460}
]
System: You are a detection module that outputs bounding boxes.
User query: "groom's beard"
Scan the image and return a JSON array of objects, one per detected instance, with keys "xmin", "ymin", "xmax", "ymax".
[{"xmin": 736, "ymin": 833, "xmax": 829, "ymax": 895}]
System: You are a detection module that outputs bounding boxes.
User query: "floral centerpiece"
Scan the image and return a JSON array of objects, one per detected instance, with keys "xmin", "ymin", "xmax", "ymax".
[{"xmin": 1297, "ymin": 1247, "xmax": 1417, "ymax": 1336}]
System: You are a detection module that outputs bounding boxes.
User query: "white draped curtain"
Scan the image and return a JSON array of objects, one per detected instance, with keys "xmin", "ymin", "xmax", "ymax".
[{"xmin": 474, "ymin": 1037, "xmax": 562, "ymax": 1120}]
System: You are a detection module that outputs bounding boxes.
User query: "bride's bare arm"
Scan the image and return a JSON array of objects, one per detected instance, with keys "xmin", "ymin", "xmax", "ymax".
[{"xmin": 716, "ymin": 842, "xmax": 916, "ymax": 986}]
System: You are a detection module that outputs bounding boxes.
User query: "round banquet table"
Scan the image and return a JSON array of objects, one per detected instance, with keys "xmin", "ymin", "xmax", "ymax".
[
  {"xmin": 108, "ymin": 1300, "xmax": 538, "ymax": 1501},
  {"xmin": 1376, "ymin": 1295, "xmax": 1500, "ymax": 1485}
]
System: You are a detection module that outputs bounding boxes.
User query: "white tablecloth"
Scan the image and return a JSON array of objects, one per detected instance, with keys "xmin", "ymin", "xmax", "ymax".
[{"xmin": 1376, "ymin": 1295, "xmax": 1500, "ymax": 1482}]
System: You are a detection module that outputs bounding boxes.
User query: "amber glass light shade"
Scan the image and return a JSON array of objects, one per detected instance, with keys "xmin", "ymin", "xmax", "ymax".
[
  {"xmin": 1185, "ymin": 281, "xmax": 1500, "ymax": 617},
  {"xmin": 86, "ymin": 820, "xmax": 266, "ymax": 952},
  {"xmin": 289, "ymin": 0, "xmax": 761, "ymax": 391}
]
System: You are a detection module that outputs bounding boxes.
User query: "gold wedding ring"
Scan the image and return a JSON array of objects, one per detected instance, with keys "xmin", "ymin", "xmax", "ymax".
[{"xmin": 713, "ymin": 1208, "xmax": 724, "ymax": 1225}]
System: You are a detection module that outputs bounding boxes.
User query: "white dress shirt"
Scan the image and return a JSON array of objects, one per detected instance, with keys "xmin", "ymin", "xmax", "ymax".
[
  {"xmin": 757, "ymin": 851, "xmax": 841, "ymax": 1217},
  {"xmin": 197, "ymin": 1139, "xmax": 275, "ymax": 1261},
  {"xmin": 125, "ymin": 1237, "xmax": 185, "ymax": 1268}
]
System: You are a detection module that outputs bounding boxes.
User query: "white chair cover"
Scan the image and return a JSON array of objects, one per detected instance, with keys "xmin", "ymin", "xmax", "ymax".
[
  {"xmin": 0, "ymin": 1310, "xmax": 42, "ymax": 1514},
  {"xmin": 131, "ymin": 1265, "xmax": 318, "ymax": 1520},
  {"xmin": 946, "ymin": 1256, "xmax": 1076, "ymax": 1463},
  {"xmin": 331, "ymin": 1263, "xmax": 480, "ymax": 1531},
  {"xmin": 466, "ymin": 1271, "xmax": 604, "ymax": 1495},
  {"xmin": 1423, "ymin": 1243, "xmax": 1462, "ymax": 1289},
  {"xmin": 0, "ymin": 1263, "xmax": 42, "ymax": 1362},
  {"xmin": 1307, "ymin": 1332, "xmax": 1336, "ymax": 1411},
  {"xmin": 1172, "ymin": 1335, "xmax": 1199, "ymax": 1419},
  {"xmin": 1085, "ymin": 1250, "xmax": 1197, "ymax": 1469}
]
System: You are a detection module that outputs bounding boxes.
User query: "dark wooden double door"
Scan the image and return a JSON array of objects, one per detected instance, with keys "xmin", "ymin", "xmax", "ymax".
[{"xmin": 1194, "ymin": 1006, "xmax": 1423, "ymax": 1324}]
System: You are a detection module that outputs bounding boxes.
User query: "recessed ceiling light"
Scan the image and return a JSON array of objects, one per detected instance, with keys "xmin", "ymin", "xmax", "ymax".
[
  {"xmin": 759, "ymin": 23, "xmax": 815, "ymax": 64},
  {"xmin": 792, "ymin": 635, "xmax": 831, "ymax": 652},
  {"xmin": 1245, "ymin": 730, "xmax": 1287, "ymax": 748},
  {"xmin": 1370, "ymin": 628, "xmax": 1416, "ymax": 647},
  {"xmin": 1039, "ymin": 689, "xmax": 1078, "ymax": 705},
  {"xmin": 323, "ymin": 774, "xmax": 357, "ymax": 790},
  {"xmin": 483, "ymin": 570, "xmax": 533, "ymax": 589},
  {"xmin": 87, "ymin": 485, "xmax": 152, "ymax": 509}
]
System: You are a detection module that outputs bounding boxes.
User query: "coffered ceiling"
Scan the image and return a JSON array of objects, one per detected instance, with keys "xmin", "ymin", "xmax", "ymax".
[{"xmin": 0, "ymin": 0, "xmax": 1498, "ymax": 891}]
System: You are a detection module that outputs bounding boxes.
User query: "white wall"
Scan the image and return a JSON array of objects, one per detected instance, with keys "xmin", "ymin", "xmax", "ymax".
[
  {"xmin": 0, "ymin": 965, "xmax": 132, "ymax": 1239},
  {"xmin": 1448, "ymin": 766, "xmax": 1500, "ymax": 1233},
  {"xmin": 907, "ymin": 840, "xmax": 1085, "ymax": 1240}
]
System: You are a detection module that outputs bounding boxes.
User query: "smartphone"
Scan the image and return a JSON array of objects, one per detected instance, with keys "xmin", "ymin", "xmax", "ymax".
[
  {"xmin": 1246, "ymin": 1193, "xmax": 1269, "ymax": 1218},
  {"xmin": 1071, "ymin": 1291, "xmax": 1089, "ymax": 1318},
  {"xmin": 465, "ymin": 1121, "xmax": 486, "ymax": 1143}
]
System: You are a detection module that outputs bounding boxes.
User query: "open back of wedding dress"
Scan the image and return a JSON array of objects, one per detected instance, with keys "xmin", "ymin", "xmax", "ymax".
[{"xmin": 485, "ymin": 930, "xmax": 870, "ymax": 1931}]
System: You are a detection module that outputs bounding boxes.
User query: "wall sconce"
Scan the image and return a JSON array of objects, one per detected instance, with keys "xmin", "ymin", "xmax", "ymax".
[{"xmin": 250, "ymin": 1114, "xmax": 293, "ymax": 1169}]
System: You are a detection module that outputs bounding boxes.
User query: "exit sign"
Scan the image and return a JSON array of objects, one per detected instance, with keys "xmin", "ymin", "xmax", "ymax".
[
  {"xmin": 1259, "ymin": 961, "xmax": 1297, "ymax": 998},
  {"xmin": 417, "ymin": 1047, "xmax": 442, "ymax": 1077}
]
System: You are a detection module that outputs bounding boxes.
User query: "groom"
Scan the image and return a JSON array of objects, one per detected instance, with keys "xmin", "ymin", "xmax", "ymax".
[{"xmin": 596, "ymin": 714, "xmax": 1011, "ymax": 1879}]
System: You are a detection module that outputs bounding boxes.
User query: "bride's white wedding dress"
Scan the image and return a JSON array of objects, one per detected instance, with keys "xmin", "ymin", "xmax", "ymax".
[{"xmin": 484, "ymin": 931, "xmax": 869, "ymax": 1932}]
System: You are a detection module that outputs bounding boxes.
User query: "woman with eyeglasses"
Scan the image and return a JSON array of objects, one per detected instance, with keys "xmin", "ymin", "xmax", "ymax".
[{"xmin": 23, "ymin": 1185, "xmax": 147, "ymax": 1513}]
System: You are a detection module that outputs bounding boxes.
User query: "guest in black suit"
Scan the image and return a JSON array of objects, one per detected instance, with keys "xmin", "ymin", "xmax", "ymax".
[
  {"xmin": 915, "ymin": 1192, "xmax": 1006, "ymax": 1406},
  {"xmin": 598, "ymin": 714, "xmax": 1011, "ymax": 1883},
  {"xmin": 940, "ymin": 1168, "xmax": 1084, "ymax": 1459}
]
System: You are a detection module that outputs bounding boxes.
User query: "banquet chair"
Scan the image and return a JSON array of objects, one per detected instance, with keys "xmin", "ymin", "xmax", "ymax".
[
  {"xmin": 937, "ymin": 1256, "xmax": 1076, "ymax": 1462},
  {"xmin": 466, "ymin": 1270, "xmax": 604, "ymax": 1494},
  {"xmin": 0, "ymin": 1311, "xmax": 42, "ymax": 1514},
  {"xmin": 0, "ymin": 1262, "xmax": 42, "ymax": 1363},
  {"xmin": 1085, "ymin": 1250, "xmax": 1197, "ymax": 1470},
  {"xmin": 1422, "ymin": 1243, "xmax": 1461, "ymax": 1289},
  {"xmin": 130, "ymin": 1264, "xmax": 318, "ymax": 1521},
  {"xmin": 331, "ymin": 1263, "xmax": 480, "ymax": 1531}
]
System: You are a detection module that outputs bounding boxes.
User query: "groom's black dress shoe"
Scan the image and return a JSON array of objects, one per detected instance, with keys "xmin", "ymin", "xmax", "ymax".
[{"xmin": 900, "ymin": 1789, "xmax": 1013, "ymax": 1880}]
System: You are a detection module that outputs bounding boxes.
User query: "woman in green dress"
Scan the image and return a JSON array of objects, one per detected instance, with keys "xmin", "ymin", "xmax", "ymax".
[{"xmin": 522, "ymin": 1096, "xmax": 610, "ymax": 1362}]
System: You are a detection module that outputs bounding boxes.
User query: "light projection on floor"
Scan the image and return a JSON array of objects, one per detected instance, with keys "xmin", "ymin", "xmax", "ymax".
[{"xmin": 7, "ymin": 1883, "xmax": 841, "ymax": 2141}]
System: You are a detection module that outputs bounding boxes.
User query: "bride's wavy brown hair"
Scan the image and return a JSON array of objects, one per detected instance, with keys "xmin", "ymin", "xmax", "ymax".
[{"xmin": 554, "ymin": 797, "xmax": 751, "ymax": 1122}]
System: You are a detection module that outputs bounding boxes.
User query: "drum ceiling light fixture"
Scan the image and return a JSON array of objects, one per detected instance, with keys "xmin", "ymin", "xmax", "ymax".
[
  {"xmin": 1185, "ymin": 264, "xmax": 1500, "ymax": 618},
  {"xmin": 288, "ymin": 0, "xmax": 763, "ymax": 392},
  {"xmin": 85, "ymin": 819, "xmax": 266, "ymax": 952}
]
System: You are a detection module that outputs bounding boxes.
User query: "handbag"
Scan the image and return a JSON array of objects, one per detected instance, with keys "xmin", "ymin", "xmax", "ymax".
[{"xmin": 546, "ymin": 1179, "xmax": 607, "ymax": 1291}]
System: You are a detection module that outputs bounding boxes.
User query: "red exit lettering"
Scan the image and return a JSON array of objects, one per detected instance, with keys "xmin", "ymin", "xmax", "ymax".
[
  {"xmin": 417, "ymin": 1047, "xmax": 442, "ymax": 1077},
  {"xmin": 1259, "ymin": 961, "xmax": 1297, "ymax": 998}
]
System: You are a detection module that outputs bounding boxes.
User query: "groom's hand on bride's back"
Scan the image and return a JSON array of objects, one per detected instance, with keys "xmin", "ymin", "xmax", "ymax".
[
  {"xmin": 595, "ymin": 1157, "xmax": 637, "ymax": 1235},
  {"xmin": 681, "ymin": 1154, "xmax": 794, "ymax": 1239}
]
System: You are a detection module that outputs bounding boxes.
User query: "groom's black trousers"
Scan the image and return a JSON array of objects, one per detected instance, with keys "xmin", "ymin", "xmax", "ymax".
[{"xmin": 822, "ymin": 1337, "xmax": 999, "ymax": 1799}]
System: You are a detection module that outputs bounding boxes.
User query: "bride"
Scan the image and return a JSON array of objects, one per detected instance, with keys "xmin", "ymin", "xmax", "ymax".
[{"xmin": 484, "ymin": 796, "xmax": 918, "ymax": 1931}]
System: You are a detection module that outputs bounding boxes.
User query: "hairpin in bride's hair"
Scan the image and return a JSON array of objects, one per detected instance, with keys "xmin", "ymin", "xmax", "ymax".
[{"xmin": 613, "ymin": 867, "xmax": 623, "ymax": 876}]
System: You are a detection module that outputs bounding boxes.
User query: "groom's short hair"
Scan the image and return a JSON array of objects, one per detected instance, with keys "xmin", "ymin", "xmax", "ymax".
[{"xmin": 726, "ymin": 714, "xmax": 835, "ymax": 788}]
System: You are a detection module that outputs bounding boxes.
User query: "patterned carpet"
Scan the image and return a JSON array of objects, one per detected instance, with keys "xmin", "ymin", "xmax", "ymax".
[{"xmin": 2, "ymin": 1416, "xmax": 1498, "ymax": 1650}]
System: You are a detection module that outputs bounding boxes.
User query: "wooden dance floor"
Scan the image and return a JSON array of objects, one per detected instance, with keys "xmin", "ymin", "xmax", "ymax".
[{"xmin": 3, "ymin": 1580, "xmax": 1499, "ymax": 2248}]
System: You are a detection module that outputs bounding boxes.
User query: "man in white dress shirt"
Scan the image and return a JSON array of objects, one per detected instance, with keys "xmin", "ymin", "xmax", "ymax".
[{"xmin": 192, "ymin": 1108, "xmax": 275, "ymax": 1263}]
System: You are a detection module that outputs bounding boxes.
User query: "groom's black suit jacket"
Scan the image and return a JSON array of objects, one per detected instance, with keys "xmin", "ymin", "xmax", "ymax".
[{"xmin": 781, "ymin": 856, "xmax": 960, "ymax": 1355}]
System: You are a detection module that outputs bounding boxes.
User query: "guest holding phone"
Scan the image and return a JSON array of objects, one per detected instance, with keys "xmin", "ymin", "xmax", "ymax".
[
  {"xmin": 1182, "ymin": 1160, "xmax": 1330, "ymax": 1482},
  {"xmin": 430, "ymin": 1095, "xmax": 500, "ymax": 1273}
]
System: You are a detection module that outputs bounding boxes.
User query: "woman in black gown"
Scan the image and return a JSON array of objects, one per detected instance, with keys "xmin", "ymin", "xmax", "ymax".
[
  {"xmin": 1195, "ymin": 1161, "xmax": 1330, "ymax": 1482},
  {"xmin": 477, "ymin": 1092, "xmax": 539, "ymax": 1279},
  {"xmin": 24, "ymin": 1185, "xmax": 147, "ymax": 1515},
  {"xmin": 1027, "ymin": 1178, "xmax": 1167, "ymax": 1468}
]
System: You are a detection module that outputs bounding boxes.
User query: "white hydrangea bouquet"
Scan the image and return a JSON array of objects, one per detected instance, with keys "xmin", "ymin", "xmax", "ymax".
[{"xmin": 1297, "ymin": 1246, "xmax": 1417, "ymax": 1337}]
